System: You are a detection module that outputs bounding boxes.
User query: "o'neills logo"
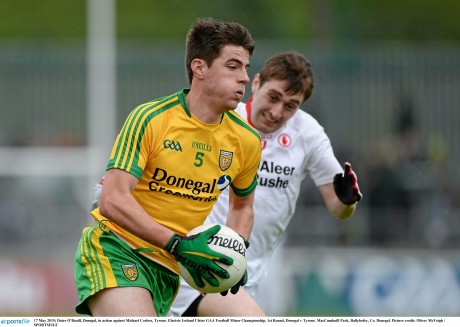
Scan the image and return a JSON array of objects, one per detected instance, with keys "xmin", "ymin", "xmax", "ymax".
[
  {"xmin": 208, "ymin": 235, "xmax": 246, "ymax": 257},
  {"xmin": 192, "ymin": 141, "xmax": 212, "ymax": 152}
]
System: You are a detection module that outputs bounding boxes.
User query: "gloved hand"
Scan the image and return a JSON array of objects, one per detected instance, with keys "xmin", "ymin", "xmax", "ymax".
[
  {"xmin": 333, "ymin": 162, "xmax": 362, "ymax": 205},
  {"xmin": 164, "ymin": 224, "xmax": 233, "ymax": 288},
  {"xmin": 220, "ymin": 238, "xmax": 250, "ymax": 296}
]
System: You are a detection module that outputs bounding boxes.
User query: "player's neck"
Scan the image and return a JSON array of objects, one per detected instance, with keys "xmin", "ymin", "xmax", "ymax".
[{"xmin": 185, "ymin": 89, "xmax": 224, "ymax": 124}]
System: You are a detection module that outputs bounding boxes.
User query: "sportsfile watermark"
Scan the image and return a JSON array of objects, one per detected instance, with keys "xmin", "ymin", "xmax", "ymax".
[
  {"xmin": 1, "ymin": 317, "xmax": 459, "ymax": 327},
  {"xmin": 0, "ymin": 320, "xmax": 30, "ymax": 325}
]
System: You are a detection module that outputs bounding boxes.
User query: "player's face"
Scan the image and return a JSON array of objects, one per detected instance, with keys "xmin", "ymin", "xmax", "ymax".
[
  {"xmin": 250, "ymin": 76, "xmax": 304, "ymax": 133},
  {"xmin": 201, "ymin": 45, "xmax": 251, "ymax": 112}
]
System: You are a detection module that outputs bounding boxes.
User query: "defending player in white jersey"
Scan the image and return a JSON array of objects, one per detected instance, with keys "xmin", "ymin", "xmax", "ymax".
[{"xmin": 93, "ymin": 51, "xmax": 362, "ymax": 316}]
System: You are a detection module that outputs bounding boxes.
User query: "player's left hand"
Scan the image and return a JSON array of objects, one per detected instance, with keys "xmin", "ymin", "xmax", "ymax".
[
  {"xmin": 220, "ymin": 238, "xmax": 250, "ymax": 296},
  {"xmin": 165, "ymin": 225, "xmax": 233, "ymax": 288},
  {"xmin": 333, "ymin": 162, "xmax": 362, "ymax": 205}
]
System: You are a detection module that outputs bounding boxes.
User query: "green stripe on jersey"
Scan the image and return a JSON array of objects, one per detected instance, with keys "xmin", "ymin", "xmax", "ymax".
[
  {"xmin": 231, "ymin": 176, "xmax": 258, "ymax": 197},
  {"xmin": 224, "ymin": 111, "xmax": 261, "ymax": 141},
  {"xmin": 108, "ymin": 94, "xmax": 180, "ymax": 178}
]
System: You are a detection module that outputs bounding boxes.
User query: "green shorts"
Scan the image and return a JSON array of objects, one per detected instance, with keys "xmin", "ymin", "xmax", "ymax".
[{"xmin": 74, "ymin": 224, "xmax": 179, "ymax": 316}]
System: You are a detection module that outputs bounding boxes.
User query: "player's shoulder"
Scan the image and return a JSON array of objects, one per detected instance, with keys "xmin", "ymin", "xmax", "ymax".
[
  {"xmin": 130, "ymin": 91, "xmax": 184, "ymax": 119},
  {"xmin": 288, "ymin": 109, "xmax": 324, "ymax": 136},
  {"xmin": 224, "ymin": 109, "xmax": 261, "ymax": 142}
]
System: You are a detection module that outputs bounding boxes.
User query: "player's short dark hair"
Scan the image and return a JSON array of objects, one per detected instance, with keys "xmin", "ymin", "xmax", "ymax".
[
  {"xmin": 185, "ymin": 17, "xmax": 255, "ymax": 84},
  {"xmin": 258, "ymin": 51, "xmax": 314, "ymax": 103}
]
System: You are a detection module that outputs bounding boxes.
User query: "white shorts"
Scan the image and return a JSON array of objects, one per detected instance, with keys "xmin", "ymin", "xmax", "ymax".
[{"xmin": 168, "ymin": 276, "xmax": 259, "ymax": 317}]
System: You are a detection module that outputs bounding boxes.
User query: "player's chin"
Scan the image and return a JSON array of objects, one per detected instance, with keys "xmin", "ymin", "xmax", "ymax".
[
  {"xmin": 225, "ymin": 99, "xmax": 241, "ymax": 111},
  {"xmin": 258, "ymin": 122, "xmax": 279, "ymax": 133}
]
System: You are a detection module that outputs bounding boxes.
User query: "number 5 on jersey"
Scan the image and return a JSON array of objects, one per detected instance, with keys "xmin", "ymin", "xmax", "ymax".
[{"xmin": 194, "ymin": 152, "xmax": 204, "ymax": 167}]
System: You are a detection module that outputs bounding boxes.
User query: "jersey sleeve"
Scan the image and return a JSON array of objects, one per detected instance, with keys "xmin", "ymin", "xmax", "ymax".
[
  {"xmin": 230, "ymin": 126, "xmax": 262, "ymax": 197},
  {"xmin": 106, "ymin": 103, "xmax": 157, "ymax": 179},
  {"xmin": 305, "ymin": 126, "xmax": 342, "ymax": 186}
]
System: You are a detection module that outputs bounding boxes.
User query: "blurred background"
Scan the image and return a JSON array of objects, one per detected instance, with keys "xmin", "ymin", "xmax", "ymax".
[{"xmin": 0, "ymin": 0, "xmax": 459, "ymax": 316}]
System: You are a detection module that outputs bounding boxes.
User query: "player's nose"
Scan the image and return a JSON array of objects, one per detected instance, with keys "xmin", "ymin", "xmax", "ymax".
[
  {"xmin": 239, "ymin": 69, "xmax": 250, "ymax": 84},
  {"xmin": 270, "ymin": 103, "xmax": 283, "ymax": 120}
]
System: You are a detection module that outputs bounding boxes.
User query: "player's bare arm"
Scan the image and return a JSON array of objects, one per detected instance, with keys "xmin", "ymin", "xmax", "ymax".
[
  {"xmin": 318, "ymin": 162, "xmax": 362, "ymax": 219},
  {"xmin": 318, "ymin": 183, "xmax": 356, "ymax": 219},
  {"xmin": 99, "ymin": 168, "xmax": 174, "ymax": 247},
  {"xmin": 225, "ymin": 188, "xmax": 255, "ymax": 241}
]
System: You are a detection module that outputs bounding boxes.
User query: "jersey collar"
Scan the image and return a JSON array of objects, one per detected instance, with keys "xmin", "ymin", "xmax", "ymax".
[
  {"xmin": 178, "ymin": 89, "xmax": 191, "ymax": 117},
  {"xmin": 180, "ymin": 88, "xmax": 226, "ymax": 124},
  {"xmin": 245, "ymin": 96, "xmax": 256, "ymax": 128}
]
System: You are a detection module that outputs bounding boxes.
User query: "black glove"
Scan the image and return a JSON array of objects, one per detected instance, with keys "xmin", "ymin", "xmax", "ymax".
[
  {"xmin": 220, "ymin": 238, "xmax": 250, "ymax": 296},
  {"xmin": 333, "ymin": 162, "xmax": 362, "ymax": 205},
  {"xmin": 164, "ymin": 225, "xmax": 233, "ymax": 288}
]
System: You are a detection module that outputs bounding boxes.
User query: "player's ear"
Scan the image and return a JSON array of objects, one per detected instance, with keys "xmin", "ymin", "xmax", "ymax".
[
  {"xmin": 191, "ymin": 59, "xmax": 206, "ymax": 80},
  {"xmin": 251, "ymin": 73, "xmax": 260, "ymax": 93}
]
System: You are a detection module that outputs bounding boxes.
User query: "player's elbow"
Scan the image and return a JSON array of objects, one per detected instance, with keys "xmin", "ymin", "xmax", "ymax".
[
  {"xmin": 335, "ymin": 211, "xmax": 353, "ymax": 220},
  {"xmin": 98, "ymin": 194, "xmax": 115, "ymax": 218},
  {"xmin": 98, "ymin": 200, "xmax": 110, "ymax": 217},
  {"xmin": 328, "ymin": 202, "xmax": 356, "ymax": 220}
]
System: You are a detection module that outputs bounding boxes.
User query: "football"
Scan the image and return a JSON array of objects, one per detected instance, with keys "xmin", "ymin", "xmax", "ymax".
[{"xmin": 179, "ymin": 223, "xmax": 247, "ymax": 293}]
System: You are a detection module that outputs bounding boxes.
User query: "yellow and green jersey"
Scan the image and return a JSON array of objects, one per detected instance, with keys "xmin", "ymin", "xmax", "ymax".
[{"xmin": 91, "ymin": 89, "xmax": 261, "ymax": 273}]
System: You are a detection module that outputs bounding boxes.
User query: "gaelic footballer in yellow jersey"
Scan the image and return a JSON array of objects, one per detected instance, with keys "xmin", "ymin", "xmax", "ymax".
[{"xmin": 91, "ymin": 89, "xmax": 261, "ymax": 274}]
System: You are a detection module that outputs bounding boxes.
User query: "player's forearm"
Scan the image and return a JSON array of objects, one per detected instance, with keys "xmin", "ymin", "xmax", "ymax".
[
  {"xmin": 319, "ymin": 182, "xmax": 358, "ymax": 219},
  {"xmin": 225, "ymin": 189, "xmax": 255, "ymax": 240},
  {"xmin": 327, "ymin": 198, "xmax": 356, "ymax": 219},
  {"xmin": 225, "ymin": 206, "xmax": 254, "ymax": 241},
  {"xmin": 99, "ymin": 193, "xmax": 174, "ymax": 248}
]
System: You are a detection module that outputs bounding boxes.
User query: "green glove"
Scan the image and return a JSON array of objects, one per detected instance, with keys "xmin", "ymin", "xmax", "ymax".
[
  {"xmin": 164, "ymin": 224, "xmax": 233, "ymax": 288},
  {"xmin": 221, "ymin": 238, "xmax": 249, "ymax": 296}
]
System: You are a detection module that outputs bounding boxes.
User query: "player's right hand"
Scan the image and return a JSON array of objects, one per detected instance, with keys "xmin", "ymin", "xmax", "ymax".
[{"xmin": 164, "ymin": 224, "xmax": 233, "ymax": 288}]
